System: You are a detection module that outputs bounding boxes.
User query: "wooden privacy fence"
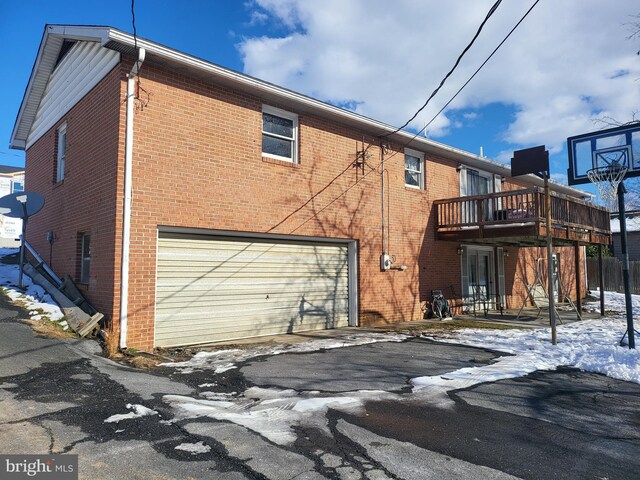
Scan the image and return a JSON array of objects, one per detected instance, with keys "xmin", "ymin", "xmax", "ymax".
[{"xmin": 586, "ymin": 257, "xmax": 640, "ymax": 295}]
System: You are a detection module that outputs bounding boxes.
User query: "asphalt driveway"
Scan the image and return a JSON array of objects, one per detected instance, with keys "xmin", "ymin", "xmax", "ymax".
[
  {"xmin": 1, "ymin": 296, "xmax": 639, "ymax": 480},
  {"xmin": 236, "ymin": 339, "xmax": 640, "ymax": 479}
]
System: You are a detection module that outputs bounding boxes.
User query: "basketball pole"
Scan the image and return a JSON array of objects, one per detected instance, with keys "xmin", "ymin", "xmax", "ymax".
[
  {"xmin": 545, "ymin": 174, "xmax": 557, "ymax": 345},
  {"xmin": 616, "ymin": 182, "xmax": 635, "ymax": 349}
]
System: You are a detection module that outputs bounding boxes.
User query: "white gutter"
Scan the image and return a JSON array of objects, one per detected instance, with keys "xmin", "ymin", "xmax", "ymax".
[
  {"xmin": 10, "ymin": 25, "xmax": 593, "ymax": 200},
  {"xmin": 119, "ymin": 47, "xmax": 146, "ymax": 349},
  {"xmin": 105, "ymin": 28, "xmax": 590, "ymax": 199}
]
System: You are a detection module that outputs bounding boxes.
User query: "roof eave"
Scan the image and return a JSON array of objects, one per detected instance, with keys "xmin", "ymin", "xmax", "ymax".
[
  {"xmin": 104, "ymin": 28, "xmax": 591, "ymax": 199},
  {"xmin": 9, "ymin": 25, "xmax": 111, "ymax": 150},
  {"xmin": 11, "ymin": 25, "xmax": 593, "ymax": 201}
]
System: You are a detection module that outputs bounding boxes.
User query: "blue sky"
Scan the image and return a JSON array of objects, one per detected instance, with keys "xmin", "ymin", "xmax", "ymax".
[{"xmin": 1, "ymin": 0, "xmax": 638, "ymax": 200}]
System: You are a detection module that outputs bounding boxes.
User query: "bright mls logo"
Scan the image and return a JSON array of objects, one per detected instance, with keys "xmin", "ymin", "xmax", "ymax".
[{"xmin": 1, "ymin": 455, "xmax": 78, "ymax": 479}]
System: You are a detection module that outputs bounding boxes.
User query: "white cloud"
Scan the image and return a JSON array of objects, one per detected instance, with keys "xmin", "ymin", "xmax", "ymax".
[
  {"xmin": 240, "ymin": 0, "xmax": 639, "ymax": 153},
  {"xmin": 551, "ymin": 172, "xmax": 568, "ymax": 184}
]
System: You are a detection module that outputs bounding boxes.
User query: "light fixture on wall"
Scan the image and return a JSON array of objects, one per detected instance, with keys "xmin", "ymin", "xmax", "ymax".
[
  {"xmin": 503, "ymin": 249, "xmax": 509, "ymax": 258},
  {"xmin": 457, "ymin": 246, "xmax": 464, "ymax": 255}
]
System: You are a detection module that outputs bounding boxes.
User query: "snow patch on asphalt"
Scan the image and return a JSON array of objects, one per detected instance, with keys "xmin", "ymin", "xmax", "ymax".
[
  {"xmin": 163, "ymin": 291, "xmax": 640, "ymax": 445},
  {"xmin": 175, "ymin": 441, "xmax": 211, "ymax": 455},
  {"xmin": 199, "ymin": 391, "xmax": 237, "ymax": 400},
  {"xmin": 164, "ymin": 387, "xmax": 398, "ymax": 445},
  {"xmin": 413, "ymin": 291, "xmax": 640, "ymax": 394},
  {"xmin": 214, "ymin": 364, "xmax": 237, "ymax": 374},
  {"xmin": 160, "ymin": 332, "xmax": 409, "ymax": 373},
  {"xmin": 104, "ymin": 404, "xmax": 158, "ymax": 423},
  {"xmin": 419, "ymin": 319, "xmax": 640, "ymax": 386}
]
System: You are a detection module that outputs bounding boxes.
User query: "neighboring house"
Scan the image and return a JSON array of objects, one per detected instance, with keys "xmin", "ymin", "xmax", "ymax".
[
  {"xmin": 610, "ymin": 211, "xmax": 640, "ymax": 261},
  {"xmin": 0, "ymin": 165, "xmax": 25, "ymax": 247},
  {"xmin": 9, "ymin": 25, "xmax": 610, "ymax": 351}
]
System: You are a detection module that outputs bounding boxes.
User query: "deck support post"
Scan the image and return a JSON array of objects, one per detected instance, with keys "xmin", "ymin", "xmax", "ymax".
[
  {"xmin": 544, "ymin": 176, "xmax": 557, "ymax": 345},
  {"xmin": 598, "ymin": 244, "xmax": 605, "ymax": 316},
  {"xmin": 574, "ymin": 242, "xmax": 582, "ymax": 314}
]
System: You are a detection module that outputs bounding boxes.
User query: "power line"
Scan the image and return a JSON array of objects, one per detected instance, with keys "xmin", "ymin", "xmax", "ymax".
[
  {"xmin": 279, "ymin": 1, "xmax": 542, "ymax": 234},
  {"xmin": 420, "ymin": 0, "xmax": 541, "ymax": 135},
  {"xmin": 380, "ymin": 0, "xmax": 540, "ymax": 166},
  {"xmin": 131, "ymin": 0, "xmax": 138, "ymax": 52},
  {"xmin": 379, "ymin": 0, "xmax": 503, "ymax": 139}
]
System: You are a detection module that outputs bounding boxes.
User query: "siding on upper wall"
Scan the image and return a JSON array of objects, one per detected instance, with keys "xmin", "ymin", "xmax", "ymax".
[
  {"xmin": 612, "ymin": 232, "xmax": 640, "ymax": 261},
  {"xmin": 27, "ymin": 41, "xmax": 120, "ymax": 148}
]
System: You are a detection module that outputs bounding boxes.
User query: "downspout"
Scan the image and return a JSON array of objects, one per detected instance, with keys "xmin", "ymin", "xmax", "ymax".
[{"xmin": 119, "ymin": 48, "xmax": 146, "ymax": 349}]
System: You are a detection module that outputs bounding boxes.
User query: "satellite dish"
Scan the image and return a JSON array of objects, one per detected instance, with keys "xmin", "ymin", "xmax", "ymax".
[
  {"xmin": 0, "ymin": 192, "xmax": 45, "ymax": 290},
  {"xmin": 0, "ymin": 192, "xmax": 45, "ymax": 218}
]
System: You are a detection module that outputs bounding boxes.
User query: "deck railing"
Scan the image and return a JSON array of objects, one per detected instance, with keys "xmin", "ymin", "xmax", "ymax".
[{"xmin": 435, "ymin": 187, "xmax": 610, "ymax": 236}]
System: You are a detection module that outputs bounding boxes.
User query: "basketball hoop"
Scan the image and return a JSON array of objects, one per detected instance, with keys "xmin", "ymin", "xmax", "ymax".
[{"xmin": 586, "ymin": 163, "xmax": 628, "ymax": 202}]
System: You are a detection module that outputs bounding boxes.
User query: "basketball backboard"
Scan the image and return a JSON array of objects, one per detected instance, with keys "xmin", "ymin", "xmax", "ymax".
[
  {"xmin": 511, "ymin": 145, "xmax": 549, "ymax": 177},
  {"xmin": 567, "ymin": 123, "xmax": 640, "ymax": 185}
]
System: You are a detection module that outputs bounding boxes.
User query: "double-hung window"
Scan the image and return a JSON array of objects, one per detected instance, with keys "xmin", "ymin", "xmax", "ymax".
[
  {"xmin": 56, "ymin": 123, "xmax": 67, "ymax": 182},
  {"xmin": 262, "ymin": 106, "xmax": 298, "ymax": 163},
  {"xmin": 404, "ymin": 148, "xmax": 424, "ymax": 189}
]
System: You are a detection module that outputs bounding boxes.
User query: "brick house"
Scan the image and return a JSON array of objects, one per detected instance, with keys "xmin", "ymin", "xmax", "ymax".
[{"xmin": 10, "ymin": 25, "xmax": 610, "ymax": 351}]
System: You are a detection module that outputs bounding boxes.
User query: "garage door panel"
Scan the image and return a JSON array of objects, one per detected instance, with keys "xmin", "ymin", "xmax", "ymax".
[
  {"xmin": 156, "ymin": 291, "xmax": 348, "ymax": 307},
  {"xmin": 155, "ymin": 306, "xmax": 348, "ymax": 344},
  {"xmin": 156, "ymin": 295, "xmax": 349, "ymax": 314},
  {"xmin": 156, "ymin": 277, "xmax": 348, "ymax": 291},
  {"xmin": 156, "ymin": 303, "xmax": 348, "ymax": 328},
  {"xmin": 155, "ymin": 233, "xmax": 351, "ymax": 347}
]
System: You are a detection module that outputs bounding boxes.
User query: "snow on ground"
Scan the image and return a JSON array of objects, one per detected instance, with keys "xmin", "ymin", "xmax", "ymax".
[
  {"xmin": 412, "ymin": 291, "xmax": 640, "ymax": 393},
  {"xmin": 160, "ymin": 332, "xmax": 409, "ymax": 373},
  {"xmin": 1, "ymin": 236, "xmax": 635, "ymax": 446},
  {"xmin": 104, "ymin": 403, "xmax": 158, "ymax": 423},
  {"xmin": 162, "ymin": 290, "xmax": 640, "ymax": 445},
  {"xmin": 174, "ymin": 441, "xmax": 211, "ymax": 455},
  {"xmin": 165, "ymin": 387, "xmax": 397, "ymax": 445},
  {"xmin": 0, "ymin": 248, "xmax": 64, "ymax": 322},
  {"xmin": 585, "ymin": 288, "xmax": 640, "ymax": 313}
]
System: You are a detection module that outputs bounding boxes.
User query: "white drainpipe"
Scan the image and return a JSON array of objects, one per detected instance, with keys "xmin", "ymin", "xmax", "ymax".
[{"xmin": 119, "ymin": 48, "xmax": 146, "ymax": 349}]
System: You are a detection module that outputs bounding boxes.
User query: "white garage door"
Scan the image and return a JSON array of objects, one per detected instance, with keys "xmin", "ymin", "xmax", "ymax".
[{"xmin": 155, "ymin": 232, "xmax": 351, "ymax": 347}]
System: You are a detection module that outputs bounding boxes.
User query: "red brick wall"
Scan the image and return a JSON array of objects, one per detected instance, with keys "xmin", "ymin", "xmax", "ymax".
[
  {"xmin": 23, "ymin": 55, "xmax": 589, "ymax": 351},
  {"xmin": 24, "ymin": 65, "xmax": 125, "ymax": 324},
  {"xmin": 116, "ymin": 60, "xmax": 471, "ymax": 349},
  {"xmin": 504, "ymin": 245, "xmax": 585, "ymax": 310}
]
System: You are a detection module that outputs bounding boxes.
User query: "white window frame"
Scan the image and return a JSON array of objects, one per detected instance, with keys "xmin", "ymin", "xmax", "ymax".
[
  {"xmin": 56, "ymin": 123, "xmax": 67, "ymax": 182},
  {"xmin": 262, "ymin": 105, "xmax": 298, "ymax": 163},
  {"xmin": 404, "ymin": 148, "xmax": 424, "ymax": 189}
]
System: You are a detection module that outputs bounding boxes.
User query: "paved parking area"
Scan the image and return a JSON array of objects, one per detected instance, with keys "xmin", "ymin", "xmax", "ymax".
[
  {"xmin": 2, "ymin": 296, "xmax": 639, "ymax": 480},
  {"xmin": 238, "ymin": 338, "xmax": 640, "ymax": 480}
]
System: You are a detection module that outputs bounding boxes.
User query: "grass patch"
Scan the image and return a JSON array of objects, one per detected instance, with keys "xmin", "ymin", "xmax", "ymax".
[{"xmin": 25, "ymin": 317, "xmax": 76, "ymax": 339}]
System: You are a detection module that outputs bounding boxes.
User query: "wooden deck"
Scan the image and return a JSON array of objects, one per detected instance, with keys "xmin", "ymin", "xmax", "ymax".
[{"xmin": 434, "ymin": 187, "xmax": 611, "ymax": 246}]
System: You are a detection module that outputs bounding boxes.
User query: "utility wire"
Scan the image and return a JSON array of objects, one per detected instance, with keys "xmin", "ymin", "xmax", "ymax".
[
  {"xmin": 379, "ymin": 0, "xmax": 503, "ymax": 138},
  {"xmin": 420, "ymin": 0, "xmax": 541, "ymax": 135},
  {"xmin": 286, "ymin": 0, "xmax": 541, "ymax": 233},
  {"xmin": 131, "ymin": 0, "xmax": 138, "ymax": 52},
  {"xmin": 379, "ymin": 0, "xmax": 540, "ymax": 166}
]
